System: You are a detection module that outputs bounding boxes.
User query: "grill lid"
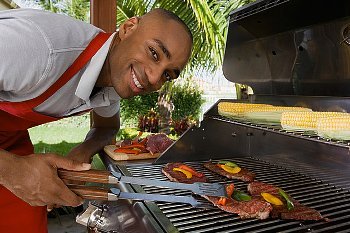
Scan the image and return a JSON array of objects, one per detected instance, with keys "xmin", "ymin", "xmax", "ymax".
[{"xmin": 223, "ymin": 0, "xmax": 350, "ymax": 96}]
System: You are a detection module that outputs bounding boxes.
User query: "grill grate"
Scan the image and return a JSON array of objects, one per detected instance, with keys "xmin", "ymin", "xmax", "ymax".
[
  {"xmin": 211, "ymin": 115, "xmax": 350, "ymax": 147},
  {"xmin": 124, "ymin": 157, "xmax": 350, "ymax": 233}
]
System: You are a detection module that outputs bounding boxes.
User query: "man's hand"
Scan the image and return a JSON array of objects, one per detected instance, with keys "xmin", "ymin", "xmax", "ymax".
[{"xmin": 1, "ymin": 153, "xmax": 91, "ymax": 207}]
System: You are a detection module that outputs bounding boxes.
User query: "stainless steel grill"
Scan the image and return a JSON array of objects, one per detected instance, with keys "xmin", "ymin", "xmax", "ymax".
[
  {"xmin": 85, "ymin": 0, "xmax": 350, "ymax": 232},
  {"xmin": 121, "ymin": 157, "xmax": 350, "ymax": 233}
]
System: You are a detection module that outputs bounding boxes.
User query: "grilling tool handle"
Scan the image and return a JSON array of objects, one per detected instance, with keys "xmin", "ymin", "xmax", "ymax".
[
  {"xmin": 67, "ymin": 185, "xmax": 113, "ymax": 201},
  {"xmin": 58, "ymin": 169, "xmax": 111, "ymax": 184}
]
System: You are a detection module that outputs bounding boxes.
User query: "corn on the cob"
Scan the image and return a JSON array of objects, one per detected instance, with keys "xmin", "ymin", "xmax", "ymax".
[
  {"xmin": 218, "ymin": 102, "xmax": 272, "ymax": 118},
  {"xmin": 317, "ymin": 115, "xmax": 350, "ymax": 140},
  {"xmin": 281, "ymin": 111, "xmax": 348, "ymax": 131},
  {"xmin": 243, "ymin": 106, "xmax": 312, "ymax": 124}
]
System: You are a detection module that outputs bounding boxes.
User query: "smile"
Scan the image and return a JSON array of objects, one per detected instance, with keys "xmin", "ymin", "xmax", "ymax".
[{"xmin": 131, "ymin": 68, "xmax": 144, "ymax": 89}]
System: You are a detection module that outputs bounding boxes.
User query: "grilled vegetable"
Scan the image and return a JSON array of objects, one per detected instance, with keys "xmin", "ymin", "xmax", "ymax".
[
  {"xmin": 217, "ymin": 184, "xmax": 235, "ymax": 206},
  {"xmin": 281, "ymin": 111, "xmax": 348, "ymax": 131},
  {"xmin": 219, "ymin": 164, "xmax": 241, "ymax": 174},
  {"xmin": 173, "ymin": 168, "xmax": 192, "ymax": 179},
  {"xmin": 317, "ymin": 116, "xmax": 350, "ymax": 140},
  {"xmin": 218, "ymin": 102, "xmax": 272, "ymax": 118},
  {"xmin": 218, "ymin": 160, "xmax": 238, "ymax": 168},
  {"xmin": 243, "ymin": 106, "xmax": 312, "ymax": 124},
  {"xmin": 217, "ymin": 197, "xmax": 227, "ymax": 206},
  {"xmin": 233, "ymin": 190, "xmax": 252, "ymax": 201},
  {"xmin": 261, "ymin": 192, "xmax": 283, "ymax": 206},
  {"xmin": 114, "ymin": 148, "xmax": 141, "ymax": 154},
  {"xmin": 178, "ymin": 165, "xmax": 204, "ymax": 178},
  {"xmin": 278, "ymin": 188, "xmax": 294, "ymax": 210}
]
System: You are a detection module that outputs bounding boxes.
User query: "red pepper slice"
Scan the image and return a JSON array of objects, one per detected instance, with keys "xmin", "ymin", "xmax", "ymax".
[
  {"xmin": 178, "ymin": 165, "xmax": 204, "ymax": 178},
  {"xmin": 139, "ymin": 137, "xmax": 148, "ymax": 145},
  {"xmin": 216, "ymin": 184, "xmax": 234, "ymax": 206},
  {"xmin": 117, "ymin": 144, "xmax": 146, "ymax": 150},
  {"xmin": 226, "ymin": 184, "xmax": 235, "ymax": 197},
  {"xmin": 114, "ymin": 148, "xmax": 140, "ymax": 155},
  {"xmin": 217, "ymin": 197, "xmax": 227, "ymax": 206}
]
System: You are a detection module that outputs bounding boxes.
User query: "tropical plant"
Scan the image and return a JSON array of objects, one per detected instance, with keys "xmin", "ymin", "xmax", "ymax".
[
  {"xmin": 117, "ymin": 0, "xmax": 256, "ymax": 73},
  {"xmin": 37, "ymin": 0, "xmax": 256, "ymax": 72},
  {"xmin": 37, "ymin": 0, "xmax": 89, "ymax": 21}
]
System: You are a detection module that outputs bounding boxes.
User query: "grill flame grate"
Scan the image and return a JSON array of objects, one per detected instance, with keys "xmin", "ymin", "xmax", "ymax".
[{"xmin": 125, "ymin": 158, "xmax": 350, "ymax": 233}]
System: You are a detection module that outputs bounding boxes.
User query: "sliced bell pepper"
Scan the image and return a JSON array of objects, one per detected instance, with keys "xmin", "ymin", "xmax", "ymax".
[
  {"xmin": 216, "ymin": 184, "xmax": 234, "ymax": 206},
  {"xmin": 138, "ymin": 137, "xmax": 148, "ymax": 145},
  {"xmin": 261, "ymin": 192, "xmax": 283, "ymax": 206},
  {"xmin": 114, "ymin": 148, "xmax": 140, "ymax": 155},
  {"xmin": 117, "ymin": 144, "xmax": 146, "ymax": 150},
  {"xmin": 178, "ymin": 165, "xmax": 204, "ymax": 178},
  {"xmin": 278, "ymin": 188, "xmax": 294, "ymax": 210},
  {"xmin": 226, "ymin": 184, "xmax": 235, "ymax": 197},
  {"xmin": 218, "ymin": 160, "xmax": 238, "ymax": 168},
  {"xmin": 219, "ymin": 164, "xmax": 241, "ymax": 174},
  {"xmin": 233, "ymin": 190, "xmax": 251, "ymax": 201},
  {"xmin": 217, "ymin": 197, "xmax": 227, "ymax": 206},
  {"xmin": 172, "ymin": 168, "xmax": 192, "ymax": 179}
]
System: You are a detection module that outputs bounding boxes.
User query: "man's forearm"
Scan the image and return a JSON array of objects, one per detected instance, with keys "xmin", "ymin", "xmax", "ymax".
[
  {"xmin": 79, "ymin": 127, "xmax": 118, "ymax": 157},
  {"xmin": 0, "ymin": 149, "xmax": 16, "ymax": 185}
]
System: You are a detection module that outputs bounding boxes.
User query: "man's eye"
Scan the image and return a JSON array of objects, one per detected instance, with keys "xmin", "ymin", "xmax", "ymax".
[
  {"xmin": 150, "ymin": 47, "xmax": 158, "ymax": 60},
  {"xmin": 164, "ymin": 72, "xmax": 172, "ymax": 82}
]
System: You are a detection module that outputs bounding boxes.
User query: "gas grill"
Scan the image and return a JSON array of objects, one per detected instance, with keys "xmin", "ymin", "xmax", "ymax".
[{"xmin": 80, "ymin": 0, "xmax": 350, "ymax": 232}]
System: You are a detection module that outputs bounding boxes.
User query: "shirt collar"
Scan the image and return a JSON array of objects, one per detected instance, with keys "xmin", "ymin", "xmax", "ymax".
[{"xmin": 75, "ymin": 32, "xmax": 116, "ymax": 102}]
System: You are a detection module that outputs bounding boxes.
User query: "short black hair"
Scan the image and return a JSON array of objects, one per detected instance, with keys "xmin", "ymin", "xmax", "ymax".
[{"xmin": 144, "ymin": 8, "xmax": 193, "ymax": 43}]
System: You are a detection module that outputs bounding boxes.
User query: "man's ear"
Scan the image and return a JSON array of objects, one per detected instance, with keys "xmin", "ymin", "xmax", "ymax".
[{"xmin": 118, "ymin": 16, "xmax": 139, "ymax": 40}]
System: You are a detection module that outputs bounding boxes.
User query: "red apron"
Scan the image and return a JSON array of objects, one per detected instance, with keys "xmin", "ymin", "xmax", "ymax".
[{"xmin": 0, "ymin": 32, "xmax": 111, "ymax": 233}]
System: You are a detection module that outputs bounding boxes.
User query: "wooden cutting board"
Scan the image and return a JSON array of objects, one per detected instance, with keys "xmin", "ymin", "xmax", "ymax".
[{"xmin": 104, "ymin": 145, "xmax": 160, "ymax": 161}]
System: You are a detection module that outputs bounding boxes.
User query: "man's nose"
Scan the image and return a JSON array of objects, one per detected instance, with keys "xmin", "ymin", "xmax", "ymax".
[{"xmin": 146, "ymin": 64, "xmax": 165, "ymax": 86}]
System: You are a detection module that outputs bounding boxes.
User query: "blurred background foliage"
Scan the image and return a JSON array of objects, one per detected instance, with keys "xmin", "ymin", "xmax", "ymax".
[{"xmin": 30, "ymin": 0, "xmax": 256, "ymax": 138}]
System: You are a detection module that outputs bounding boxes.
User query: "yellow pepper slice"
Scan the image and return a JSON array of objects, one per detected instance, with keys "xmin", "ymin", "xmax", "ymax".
[
  {"xmin": 261, "ymin": 192, "xmax": 283, "ymax": 206},
  {"xmin": 219, "ymin": 164, "xmax": 241, "ymax": 174},
  {"xmin": 173, "ymin": 168, "xmax": 193, "ymax": 179}
]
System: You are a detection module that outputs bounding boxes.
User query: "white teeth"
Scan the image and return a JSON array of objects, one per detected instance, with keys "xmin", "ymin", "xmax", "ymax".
[{"xmin": 132, "ymin": 69, "xmax": 143, "ymax": 89}]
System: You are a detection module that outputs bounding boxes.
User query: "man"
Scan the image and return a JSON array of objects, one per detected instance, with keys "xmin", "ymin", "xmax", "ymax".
[{"xmin": 0, "ymin": 8, "xmax": 192, "ymax": 233}]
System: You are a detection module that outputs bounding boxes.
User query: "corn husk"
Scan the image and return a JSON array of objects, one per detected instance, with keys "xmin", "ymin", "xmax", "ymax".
[
  {"xmin": 281, "ymin": 111, "xmax": 348, "ymax": 131},
  {"xmin": 317, "ymin": 115, "xmax": 350, "ymax": 141},
  {"xmin": 243, "ymin": 106, "xmax": 312, "ymax": 124},
  {"xmin": 218, "ymin": 102, "xmax": 272, "ymax": 119}
]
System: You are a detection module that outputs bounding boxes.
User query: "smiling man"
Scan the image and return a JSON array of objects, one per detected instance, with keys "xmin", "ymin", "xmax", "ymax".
[{"xmin": 0, "ymin": 8, "xmax": 192, "ymax": 233}]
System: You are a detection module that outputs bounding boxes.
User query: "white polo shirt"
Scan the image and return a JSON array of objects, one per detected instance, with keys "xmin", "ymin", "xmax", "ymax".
[{"xmin": 0, "ymin": 9, "xmax": 120, "ymax": 118}]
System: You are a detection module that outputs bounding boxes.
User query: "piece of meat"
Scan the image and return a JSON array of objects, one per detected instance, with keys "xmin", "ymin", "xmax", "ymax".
[
  {"xmin": 146, "ymin": 133, "xmax": 174, "ymax": 154},
  {"xmin": 162, "ymin": 163, "xmax": 207, "ymax": 183},
  {"xmin": 203, "ymin": 195, "xmax": 272, "ymax": 220},
  {"xmin": 204, "ymin": 161, "xmax": 255, "ymax": 182},
  {"xmin": 247, "ymin": 181, "xmax": 279, "ymax": 195},
  {"xmin": 248, "ymin": 181, "xmax": 325, "ymax": 221},
  {"xmin": 162, "ymin": 163, "xmax": 272, "ymax": 219}
]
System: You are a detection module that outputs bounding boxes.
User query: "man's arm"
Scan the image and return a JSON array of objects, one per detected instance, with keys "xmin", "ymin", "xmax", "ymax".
[{"xmin": 66, "ymin": 111, "xmax": 120, "ymax": 163}]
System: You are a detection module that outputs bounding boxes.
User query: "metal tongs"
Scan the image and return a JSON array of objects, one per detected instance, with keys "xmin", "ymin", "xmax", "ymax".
[{"xmin": 58, "ymin": 169, "xmax": 227, "ymax": 208}]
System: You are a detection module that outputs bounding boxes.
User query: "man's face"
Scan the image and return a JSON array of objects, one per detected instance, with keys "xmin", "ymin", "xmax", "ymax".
[{"xmin": 109, "ymin": 15, "xmax": 192, "ymax": 99}]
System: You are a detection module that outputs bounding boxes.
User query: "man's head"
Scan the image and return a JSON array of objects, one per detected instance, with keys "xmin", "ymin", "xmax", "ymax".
[{"xmin": 106, "ymin": 8, "xmax": 193, "ymax": 99}]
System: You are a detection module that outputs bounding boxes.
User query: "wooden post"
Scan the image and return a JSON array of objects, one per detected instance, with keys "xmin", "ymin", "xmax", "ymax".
[
  {"xmin": 89, "ymin": 0, "xmax": 117, "ymax": 129},
  {"xmin": 90, "ymin": 0, "xmax": 116, "ymax": 32}
]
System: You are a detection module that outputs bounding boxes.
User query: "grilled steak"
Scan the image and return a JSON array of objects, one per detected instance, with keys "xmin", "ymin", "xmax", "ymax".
[
  {"xmin": 162, "ymin": 163, "xmax": 207, "ymax": 183},
  {"xmin": 247, "ymin": 181, "xmax": 279, "ymax": 195},
  {"xmin": 203, "ymin": 195, "xmax": 272, "ymax": 220},
  {"xmin": 204, "ymin": 161, "xmax": 255, "ymax": 182},
  {"xmin": 248, "ymin": 181, "xmax": 324, "ymax": 221},
  {"xmin": 146, "ymin": 133, "xmax": 174, "ymax": 154}
]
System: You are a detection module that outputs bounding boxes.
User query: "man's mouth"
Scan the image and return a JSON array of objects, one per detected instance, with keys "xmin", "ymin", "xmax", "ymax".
[{"xmin": 131, "ymin": 68, "xmax": 144, "ymax": 90}]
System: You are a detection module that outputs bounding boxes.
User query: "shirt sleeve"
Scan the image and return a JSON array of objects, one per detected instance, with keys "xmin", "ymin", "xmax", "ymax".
[
  {"xmin": 93, "ymin": 101, "xmax": 120, "ymax": 118},
  {"xmin": 0, "ymin": 13, "xmax": 50, "ymax": 99}
]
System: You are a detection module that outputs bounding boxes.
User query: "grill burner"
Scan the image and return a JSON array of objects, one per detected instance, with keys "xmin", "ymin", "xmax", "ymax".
[{"xmin": 123, "ymin": 158, "xmax": 350, "ymax": 233}]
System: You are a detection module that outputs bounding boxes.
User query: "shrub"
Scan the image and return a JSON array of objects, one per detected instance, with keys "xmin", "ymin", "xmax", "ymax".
[{"xmin": 120, "ymin": 76, "xmax": 204, "ymax": 128}]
